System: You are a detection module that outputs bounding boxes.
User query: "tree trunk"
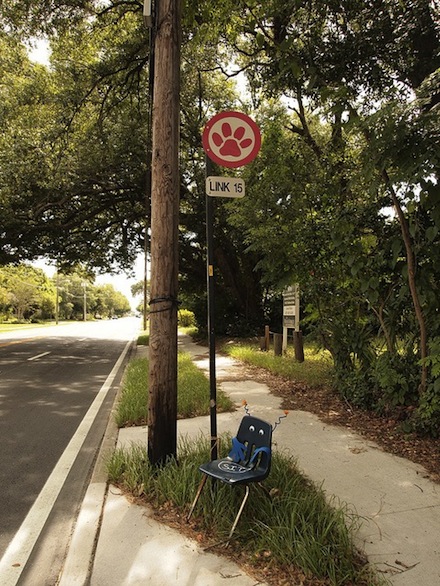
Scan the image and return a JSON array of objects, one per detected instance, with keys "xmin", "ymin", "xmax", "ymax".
[
  {"xmin": 148, "ymin": 0, "xmax": 181, "ymax": 466},
  {"xmin": 382, "ymin": 170, "xmax": 428, "ymax": 393},
  {"xmin": 348, "ymin": 104, "xmax": 429, "ymax": 394}
]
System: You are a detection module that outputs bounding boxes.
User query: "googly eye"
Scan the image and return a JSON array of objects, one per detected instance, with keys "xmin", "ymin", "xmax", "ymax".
[
  {"xmin": 259, "ymin": 429, "xmax": 264, "ymax": 435},
  {"xmin": 249, "ymin": 425, "xmax": 255, "ymax": 432}
]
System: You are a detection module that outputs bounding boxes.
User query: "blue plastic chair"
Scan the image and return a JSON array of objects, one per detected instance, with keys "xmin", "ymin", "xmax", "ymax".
[{"xmin": 187, "ymin": 415, "xmax": 273, "ymax": 542}]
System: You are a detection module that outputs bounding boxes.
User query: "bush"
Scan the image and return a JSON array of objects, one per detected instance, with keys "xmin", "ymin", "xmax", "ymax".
[
  {"xmin": 333, "ymin": 368, "xmax": 378, "ymax": 410},
  {"xmin": 411, "ymin": 379, "xmax": 440, "ymax": 438},
  {"xmin": 373, "ymin": 351, "xmax": 419, "ymax": 411},
  {"xmin": 178, "ymin": 309, "xmax": 196, "ymax": 328}
]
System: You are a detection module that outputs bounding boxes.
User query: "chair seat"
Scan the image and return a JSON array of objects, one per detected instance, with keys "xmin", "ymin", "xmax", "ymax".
[
  {"xmin": 199, "ymin": 416, "xmax": 273, "ymax": 485},
  {"xmin": 199, "ymin": 457, "xmax": 269, "ymax": 485}
]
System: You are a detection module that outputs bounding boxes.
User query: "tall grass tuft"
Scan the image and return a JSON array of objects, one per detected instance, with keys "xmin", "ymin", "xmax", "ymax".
[
  {"xmin": 177, "ymin": 351, "xmax": 232, "ymax": 417},
  {"xmin": 224, "ymin": 342, "xmax": 333, "ymax": 387},
  {"xmin": 114, "ymin": 358, "xmax": 149, "ymax": 427},
  {"xmin": 107, "ymin": 436, "xmax": 384, "ymax": 586},
  {"xmin": 137, "ymin": 331, "xmax": 149, "ymax": 346},
  {"xmin": 114, "ymin": 352, "xmax": 234, "ymax": 427}
]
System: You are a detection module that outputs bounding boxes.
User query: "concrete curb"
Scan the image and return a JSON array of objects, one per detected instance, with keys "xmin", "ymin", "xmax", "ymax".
[
  {"xmin": 58, "ymin": 482, "xmax": 108, "ymax": 586},
  {"xmin": 58, "ymin": 341, "xmax": 135, "ymax": 586}
]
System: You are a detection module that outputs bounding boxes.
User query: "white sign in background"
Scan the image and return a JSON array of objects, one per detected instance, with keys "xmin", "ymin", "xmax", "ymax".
[
  {"xmin": 282, "ymin": 284, "xmax": 300, "ymax": 351},
  {"xmin": 205, "ymin": 176, "xmax": 245, "ymax": 198}
]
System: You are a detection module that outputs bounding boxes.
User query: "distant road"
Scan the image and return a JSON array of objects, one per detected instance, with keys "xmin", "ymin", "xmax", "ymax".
[{"xmin": 0, "ymin": 317, "xmax": 139, "ymax": 585}]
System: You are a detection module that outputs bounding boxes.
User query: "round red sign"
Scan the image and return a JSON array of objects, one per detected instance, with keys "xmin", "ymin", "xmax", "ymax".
[{"xmin": 202, "ymin": 111, "xmax": 261, "ymax": 169}]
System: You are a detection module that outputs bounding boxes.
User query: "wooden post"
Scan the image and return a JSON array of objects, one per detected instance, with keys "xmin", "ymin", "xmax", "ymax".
[
  {"xmin": 264, "ymin": 325, "xmax": 270, "ymax": 351},
  {"xmin": 294, "ymin": 331, "xmax": 305, "ymax": 362},
  {"xmin": 143, "ymin": 6, "xmax": 155, "ymax": 333},
  {"xmin": 293, "ymin": 285, "xmax": 304, "ymax": 362},
  {"xmin": 274, "ymin": 333, "xmax": 283, "ymax": 356},
  {"xmin": 148, "ymin": 0, "xmax": 181, "ymax": 466}
]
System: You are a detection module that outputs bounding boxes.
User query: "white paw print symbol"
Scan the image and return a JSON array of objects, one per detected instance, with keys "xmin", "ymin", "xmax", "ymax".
[
  {"xmin": 212, "ymin": 123, "xmax": 253, "ymax": 158},
  {"xmin": 203, "ymin": 112, "xmax": 261, "ymax": 168}
]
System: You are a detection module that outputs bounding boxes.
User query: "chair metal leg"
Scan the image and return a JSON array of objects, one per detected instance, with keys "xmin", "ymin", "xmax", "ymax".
[
  {"xmin": 205, "ymin": 484, "xmax": 252, "ymax": 550},
  {"xmin": 227, "ymin": 484, "xmax": 250, "ymax": 541},
  {"xmin": 187, "ymin": 474, "xmax": 208, "ymax": 522}
]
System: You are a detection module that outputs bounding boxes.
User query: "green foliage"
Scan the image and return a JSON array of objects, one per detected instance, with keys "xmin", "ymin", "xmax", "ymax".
[
  {"xmin": 114, "ymin": 353, "xmax": 234, "ymax": 427},
  {"xmin": 0, "ymin": 11, "xmax": 148, "ymax": 270},
  {"xmin": 107, "ymin": 436, "xmax": 382, "ymax": 585},
  {"xmin": 333, "ymin": 369, "xmax": 376, "ymax": 411},
  {"xmin": 0, "ymin": 263, "xmax": 130, "ymax": 323},
  {"xmin": 411, "ymin": 338, "xmax": 440, "ymax": 437},
  {"xmin": 224, "ymin": 341, "xmax": 333, "ymax": 388},
  {"xmin": 53, "ymin": 270, "xmax": 130, "ymax": 320},
  {"xmin": 177, "ymin": 308, "xmax": 195, "ymax": 328},
  {"xmin": 424, "ymin": 337, "xmax": 440, "ymax": 378},
  {"xmin": 373, "ymin": 352, "xmax": 420, "ymax": 410},
  {"xmin": 0, "ymin": 264, "xmax": 55, "ymax": 321},
  {"xmin": 412, "ymin": 381, "xmax": 440, "ymax": 438}
]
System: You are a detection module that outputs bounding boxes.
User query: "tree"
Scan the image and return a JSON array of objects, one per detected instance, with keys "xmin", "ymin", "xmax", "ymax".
[
  {"xmin": 0, "ymin": 1, "xmax": 266, "ymax": 334},
  {"xmin": 0, "ymin": 264, "xmax": 56, "ymax": 320},
  {"xmin": 52, "ymin": 271, "xmax": 130, "ymax": 319},
  {"xmin": 220, "ymin": 0, "xmax": 439, "ymax": 428},
  {"xmin": 0, "ymin": 5, "xmax": 149, "ymax": 271}
]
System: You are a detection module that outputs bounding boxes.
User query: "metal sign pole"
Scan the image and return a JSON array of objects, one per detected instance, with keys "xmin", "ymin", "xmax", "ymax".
[
  {"xmin": 205, "ymin": 155, "xmax": 218, "ymax": 460},
  {"xmin": 202, "ymin": 110, "xmax": 261, "ymax": 462}
]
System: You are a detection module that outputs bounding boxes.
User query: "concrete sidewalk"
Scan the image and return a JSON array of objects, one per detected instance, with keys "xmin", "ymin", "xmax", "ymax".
[{"xmin": 59, "ymin": 335, "xmax": 440, "ymax": 586}]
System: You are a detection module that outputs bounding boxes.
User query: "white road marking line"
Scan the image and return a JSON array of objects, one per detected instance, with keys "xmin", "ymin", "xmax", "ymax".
[
  {"xmin": 0, "ymin": 339, "xmax": 132, "ymax": 586},
  {"xmin": 27, "ymin": 352, "xmax": 51, "ymax": 361}
]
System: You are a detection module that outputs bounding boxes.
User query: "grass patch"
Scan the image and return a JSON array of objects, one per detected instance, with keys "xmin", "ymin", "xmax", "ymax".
[
  {"xmin": 137, "ymin": 327, "xmax": 196, "ymax": 347},
  {"xmin": 114, "ymin": 352, "xmax": 234, "ymax": 427},
  {"xmin": 178, "ymin": 325, "xmax": 198, "ymax": 337},
  {"xmin": 223, "ymin": 341, "xmax": 333, "ymax": 387},
  {"xmin": 137, "ymin": 330, "xmax": 149, "ymax": 346},
  {"xmin": 114, "ymin": 358, "xmax": 149, "ymax": 427},
  {"xmin": 107, "ymin": 436, "xmax": 384, "ymax": 586}
]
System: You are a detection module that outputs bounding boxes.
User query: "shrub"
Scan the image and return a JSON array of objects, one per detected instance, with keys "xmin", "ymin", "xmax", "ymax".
[{"xmin": 178, "ymin": 309, "xmax": 196, "ymax": 327}]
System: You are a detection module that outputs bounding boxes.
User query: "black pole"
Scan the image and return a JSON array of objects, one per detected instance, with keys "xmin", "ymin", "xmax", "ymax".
[{"xmin": 205, "ymin": 156, "xmax": 217, "ymax": 460}]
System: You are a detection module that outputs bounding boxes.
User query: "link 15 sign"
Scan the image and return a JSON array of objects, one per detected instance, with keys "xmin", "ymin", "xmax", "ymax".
[{"xmin": 205, "ymin": 177, "xmax": 245, "ymax": 198}]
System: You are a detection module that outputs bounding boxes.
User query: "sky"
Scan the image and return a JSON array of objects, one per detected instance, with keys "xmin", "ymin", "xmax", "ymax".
[{"xmin": 27, "ymin": 37, "xmax": 51, "ymax": 66}]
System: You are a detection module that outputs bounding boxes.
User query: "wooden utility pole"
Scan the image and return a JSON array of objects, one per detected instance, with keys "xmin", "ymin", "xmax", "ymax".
[{"xmin": 148, "ymin": 0, "xmax": 181, "ymax": 466}]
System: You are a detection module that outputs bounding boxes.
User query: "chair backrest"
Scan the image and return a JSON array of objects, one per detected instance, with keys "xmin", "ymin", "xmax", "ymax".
[{"xmin": 231, "ymin": 415, "xmax": 272, "ymax": 474}]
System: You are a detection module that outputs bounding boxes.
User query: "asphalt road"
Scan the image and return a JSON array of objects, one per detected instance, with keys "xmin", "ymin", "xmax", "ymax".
[{"xmin": 0, "ymin": 317, "xmax": 139, "ymax": 585}]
